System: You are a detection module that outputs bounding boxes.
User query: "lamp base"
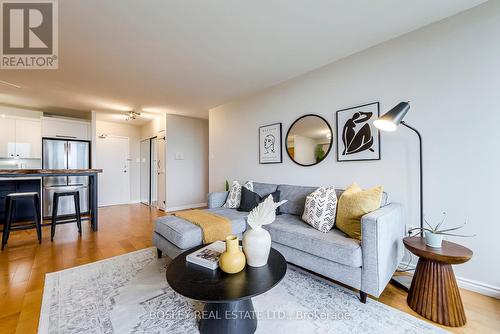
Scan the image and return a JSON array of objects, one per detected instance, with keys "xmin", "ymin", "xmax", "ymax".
[{"xmin": 390, "ymin": 275, "xmax": 413, "ymax": 292}]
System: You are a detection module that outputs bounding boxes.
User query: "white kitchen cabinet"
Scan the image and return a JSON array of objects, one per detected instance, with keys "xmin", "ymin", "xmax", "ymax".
[
  {"xmin": 0, "ymin": 117, "xmax": 41, "ymax": 159},
  {"xmin": 42, "ymin": 117, "xmax": 91, "ymax": 140},
  {"xmin": 0, "ymin": 118, "xmax": 16, "ymax": 158},
  {"xmin": 15, "ymin": 119, "xmax": 42, "ymax": 158}
]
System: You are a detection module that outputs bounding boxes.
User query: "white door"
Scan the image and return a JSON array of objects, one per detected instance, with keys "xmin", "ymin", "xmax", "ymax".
[
  {"xmin": 140, "ymin": 139, "xmax": 151, "ymax": 205},
  {"xmin": 150, "ymin": 137, "xmax": 158, "ymax": 207},
  {"xmin": 157, "ymin": 132, "xmax": 166, "ymax": 210},
  {"xmin": 96, "ymin": 136, "xmax": 130, "ymax": 206}
]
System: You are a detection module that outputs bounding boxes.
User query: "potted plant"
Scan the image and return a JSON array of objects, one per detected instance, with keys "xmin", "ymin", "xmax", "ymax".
[
  {"xmin": 409, "ymin": 213, "xmax": 475, "ymax": 248},
  {"xmin": 315, "ymin": 144, "xmax": 325, "ymax": 162}
]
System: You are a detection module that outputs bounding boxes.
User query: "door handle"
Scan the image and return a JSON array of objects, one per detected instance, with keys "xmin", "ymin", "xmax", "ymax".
[{"xmin": 56, "ymin": 135, "xmax": 77, "ymax": 139}]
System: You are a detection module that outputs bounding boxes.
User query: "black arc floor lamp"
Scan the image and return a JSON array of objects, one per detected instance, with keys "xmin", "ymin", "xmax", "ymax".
[{"xmin": 374, "ymin": 101, "xmax": 423, "ymax": 291}]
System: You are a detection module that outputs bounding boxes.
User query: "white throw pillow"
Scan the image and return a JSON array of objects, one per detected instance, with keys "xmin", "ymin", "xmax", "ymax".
[
  {"xmin": 302, "ymin": 186, "xmax": 338, "ymax": 233},
  {"xmin": 224, "ymin": 181, "xmax": 253, "ymax": 208}
]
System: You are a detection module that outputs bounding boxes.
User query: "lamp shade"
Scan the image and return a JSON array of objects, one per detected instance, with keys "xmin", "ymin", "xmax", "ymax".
[{"xmin": 373, "ymin": 102, "xmax": 410, "ymax": 131}]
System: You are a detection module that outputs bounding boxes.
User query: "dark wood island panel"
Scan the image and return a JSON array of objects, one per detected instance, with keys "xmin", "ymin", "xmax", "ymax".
[
  {"xmin": 0, "ymin": 178, "xmax": 41, "ymax": 224},
  {"xmin": 0, "ymin": 169, "xmax": 103, "ymax": 230}
]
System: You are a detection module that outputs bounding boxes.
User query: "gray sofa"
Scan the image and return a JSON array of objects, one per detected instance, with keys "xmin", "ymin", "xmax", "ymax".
[{"xmin": 153, "ymin": 182, "xmax": 404, "ymax": 302}]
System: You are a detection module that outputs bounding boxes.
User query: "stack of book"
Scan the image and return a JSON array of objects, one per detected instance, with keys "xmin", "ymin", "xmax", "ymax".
[{"xmin": 186, "ymin": 240, "xmax": 226, "ymax": 270}]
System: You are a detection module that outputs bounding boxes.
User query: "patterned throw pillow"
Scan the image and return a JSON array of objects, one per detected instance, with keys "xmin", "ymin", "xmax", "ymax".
[
  {"xmin": 302, "ymin": 186, "xmax": 338, "ymax": 233},
  {"xmin": 223, "ymin": 181, "xmax": 253, "ymax": 208}
]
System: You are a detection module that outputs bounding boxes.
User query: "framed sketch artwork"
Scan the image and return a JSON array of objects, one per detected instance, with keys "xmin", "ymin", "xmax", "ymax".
[
  {"xmin": 336, "ymin": 102, "xmax": 381, "ymax": 161},
  {"xmin": 259, "ymin": 123, "xmax": 282, "ymax": 164}
]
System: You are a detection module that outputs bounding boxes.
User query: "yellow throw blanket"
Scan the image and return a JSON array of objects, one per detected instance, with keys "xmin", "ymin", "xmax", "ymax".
[{"xmin": 173, "ymin": 209, "xmax": 232, "ymax": 244}]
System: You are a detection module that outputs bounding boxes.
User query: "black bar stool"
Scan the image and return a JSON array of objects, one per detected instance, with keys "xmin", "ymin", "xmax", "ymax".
[
  {"xmin": 1, "ymin": 192, "xmax": 42, "ymax": 251},
  {"xmin": 51, "ymin": 191, "xmax": 82, "ymax": 241}
]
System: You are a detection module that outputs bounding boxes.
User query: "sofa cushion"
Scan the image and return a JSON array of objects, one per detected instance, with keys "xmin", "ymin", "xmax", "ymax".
[
  {"xmin": 302, "ymin": 186, "xmax": 337, "ymax": 233},
  {"xmin": 336, "ymin": 183, "xmax": 384, "ymax": 240},
  {"xmin": 277, "ymin": 184, "xmax": 318, "ymax": 215},
  {"xmin": 335, "ymin": 189, "xmax": 387, "ymax": 207},
  {"xmin": 252, "ymin": 182, "xmax": 279, "ymax": 197},
  {"xmin": 155, "ymin": 208, "xmax": 247, "ymax": 250},
  {"xmin": 250, "ymin": 183, "xmax": 387, "ymax": 216},
  {"xmin": 238, "ymin": 187, "xmax": 280, "ymax": 213},
  {"xmin": 223, "ymin": 181, "xmax": 253, "ymax": 208},
  {"xmin": 264, "ymin": 214, "xmax": 362, "ymax": 267}
]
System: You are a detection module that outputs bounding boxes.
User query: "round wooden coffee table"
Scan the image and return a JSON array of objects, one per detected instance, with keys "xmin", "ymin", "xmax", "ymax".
[
  {"xmin": 404, "ymin": 237, "xmax": 473, "ymax": 327},
  {"xmin": 166, "ymin": 244, "xmax": 287, "ymax": 334}
]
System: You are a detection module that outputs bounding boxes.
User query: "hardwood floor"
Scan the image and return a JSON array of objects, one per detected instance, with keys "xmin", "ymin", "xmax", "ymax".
[{"xmin": 0, "ymin": 204, "xmax": 498, "ymax": 333}]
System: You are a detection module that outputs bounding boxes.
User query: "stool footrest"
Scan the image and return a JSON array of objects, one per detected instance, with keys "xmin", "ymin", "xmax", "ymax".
[{"xmin": 52, "ymin": 219, "xmax": 80, "ymax": 225}]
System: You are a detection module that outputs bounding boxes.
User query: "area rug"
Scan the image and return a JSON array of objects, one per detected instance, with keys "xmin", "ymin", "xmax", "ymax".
[{"xmin": 38, "ymin": 247, "xmax": 447, "ymax": 334}]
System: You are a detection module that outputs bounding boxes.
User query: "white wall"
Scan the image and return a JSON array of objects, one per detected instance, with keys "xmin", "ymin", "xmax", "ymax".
[
  {"xmin": 166, "ymin": 114, "xmax": 209, "ymax": 210},
  {"xmin": 140, "ymin": 115, "xmax": 167, "ymax": 210},
  {"xmin": 96, "ymin": 120, "xmax": 141, "ymax": 202},
  {"xmin": 292, "ymin": 135, "xmax": 317, "ymax": 165},
  {"xmin": 141, "ymin": 114, "xmax": 166, "ymax": 140},
  {"xmin": 210, "ymin": 2, "xmax": 500, "ymax": 295}
]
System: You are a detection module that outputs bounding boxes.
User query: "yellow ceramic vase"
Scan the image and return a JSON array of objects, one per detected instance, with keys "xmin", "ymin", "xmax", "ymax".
[{"xmin": 219, "ymin": 235, "xmax": 246, "ymax": 274}]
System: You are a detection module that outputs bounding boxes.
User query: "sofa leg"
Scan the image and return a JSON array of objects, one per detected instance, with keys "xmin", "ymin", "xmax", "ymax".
[
  {"xmin": 157, "ymin": 249, "xmax": 162, "ymax": 259},
  {"xmin": 360, "ymin": 291, "xmax": 367, "ymax": 303}
]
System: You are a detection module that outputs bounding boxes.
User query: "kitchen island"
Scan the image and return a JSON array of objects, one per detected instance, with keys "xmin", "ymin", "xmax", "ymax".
[{"xmin": 0, "ymin": 169, "xmax": 102, "ymax": 231}]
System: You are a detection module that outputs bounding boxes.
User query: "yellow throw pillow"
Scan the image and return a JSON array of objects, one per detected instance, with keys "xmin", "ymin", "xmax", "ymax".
[{"xmin": 335, "ymin": 183, "xmax": 383, "ymax": 240}]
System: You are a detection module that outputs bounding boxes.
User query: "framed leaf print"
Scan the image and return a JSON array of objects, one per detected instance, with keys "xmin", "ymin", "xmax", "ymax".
[{"xmin": 336, "ymin": 102, "xmax": 380, "ymax": 161}]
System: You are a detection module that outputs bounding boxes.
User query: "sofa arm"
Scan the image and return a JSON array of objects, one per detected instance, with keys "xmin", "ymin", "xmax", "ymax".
[
  {"xmin": 360, "ymin": 203, "xmax": 404, "ymax": 297},
  {"xmin": 207, "ymin": 191, "xmax": 229, "ymax": 209}
]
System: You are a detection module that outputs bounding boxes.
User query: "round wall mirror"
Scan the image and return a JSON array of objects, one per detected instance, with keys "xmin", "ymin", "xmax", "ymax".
[{"xmin": 286, "ymin": 114, "xmax": 333, "ymax": 166}]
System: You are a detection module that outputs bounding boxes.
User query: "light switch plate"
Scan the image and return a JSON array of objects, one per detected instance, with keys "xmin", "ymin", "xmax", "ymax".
[{"xmin": 175, "ymin": 152, "xmax": 185, "ymax": 160}]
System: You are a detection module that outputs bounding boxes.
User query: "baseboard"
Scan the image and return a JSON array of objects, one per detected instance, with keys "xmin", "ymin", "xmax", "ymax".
[
  {"xmin": 398, "ymin": 261, "xmax": 500, "ymax": 299},
  {"xmin": 166, "ymin": 202, "xmax": 207, "ymax": 212},
  {"xmin": 455, "ymin": 276, "xmax": 500, "ymax": 299},
  {"xmin": 98, "ymin": 200, "xmax": 142, "ymax": 207}
]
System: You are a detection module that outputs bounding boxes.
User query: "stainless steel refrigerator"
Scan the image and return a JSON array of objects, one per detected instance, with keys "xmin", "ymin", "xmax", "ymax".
[{"xmin": 42, "ymin": 139, "xmax": 90, "ymax": 217}]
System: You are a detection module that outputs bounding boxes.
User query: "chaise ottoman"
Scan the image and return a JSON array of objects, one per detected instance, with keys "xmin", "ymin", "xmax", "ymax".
[{"xmin": 153, "ymin": 205, "xmax": 247, "ymax": 259}]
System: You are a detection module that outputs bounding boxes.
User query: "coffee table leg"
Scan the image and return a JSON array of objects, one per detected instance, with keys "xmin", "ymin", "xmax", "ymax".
[{"xmin": 199, "ymin": 299, "xmax": 257, "ymax": 334}]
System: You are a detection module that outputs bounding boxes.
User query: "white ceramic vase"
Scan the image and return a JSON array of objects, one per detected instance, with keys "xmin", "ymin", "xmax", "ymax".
[
  {"xmin": 425, "ymin": 231, "xmax": 443, "ymax": 248},
  {"xmin": 242, "ymin": 226, "xmax": 271, "ymax": 267}
]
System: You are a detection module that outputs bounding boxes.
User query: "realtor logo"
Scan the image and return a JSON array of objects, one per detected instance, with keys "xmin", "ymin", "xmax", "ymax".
[{"xmin": 1, "ymin": 0, "xmax": 58, "ymax": 69}]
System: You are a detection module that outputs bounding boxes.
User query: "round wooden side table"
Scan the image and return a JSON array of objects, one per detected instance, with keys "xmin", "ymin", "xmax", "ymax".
[{"xmin": 403, "ymin": 236, "xmax": 473, "ymax": 327}]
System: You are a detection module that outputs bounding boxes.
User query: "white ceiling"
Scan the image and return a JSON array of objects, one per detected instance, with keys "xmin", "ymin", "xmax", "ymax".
[
  {"xmin": 95, "ymin": 110, "xmax": 163, "ymax": 126},
  {"xmin": 0, "ymin": 0, "xmax": 486, "ymax": 119}
]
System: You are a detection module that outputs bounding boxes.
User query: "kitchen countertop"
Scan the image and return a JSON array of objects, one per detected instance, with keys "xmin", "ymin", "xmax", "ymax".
[{"xmin": 0, "ymin": 169, "xmax": 103, "ymax": 175}]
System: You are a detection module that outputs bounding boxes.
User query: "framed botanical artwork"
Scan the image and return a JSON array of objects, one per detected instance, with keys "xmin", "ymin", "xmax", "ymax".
[
  {"xmin": 259, "ymin": 123, "xmax": 282, "ymax": 164},
  {"xmin": 336, "ymin": 102, "xmax": 381, "ymax": 161}
]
